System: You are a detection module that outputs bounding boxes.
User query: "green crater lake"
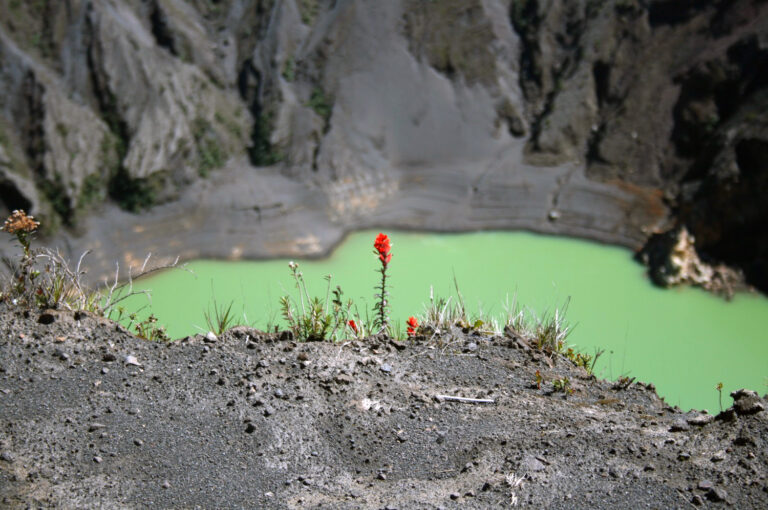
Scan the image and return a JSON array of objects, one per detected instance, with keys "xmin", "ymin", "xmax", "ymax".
[{"xmin": 122, "ymin": 230, "xmax": 768, "ymax": 412}]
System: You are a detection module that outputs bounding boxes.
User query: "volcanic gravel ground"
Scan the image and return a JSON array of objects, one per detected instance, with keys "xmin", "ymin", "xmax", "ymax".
[{"xmin": 0, "ymin": 305, "xmax": 766, "ymax": 508}]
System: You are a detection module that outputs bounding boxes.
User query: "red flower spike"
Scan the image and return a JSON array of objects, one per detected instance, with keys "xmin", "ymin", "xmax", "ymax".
[
  {"xmin": 406, "ymin": 316, "xmax": 419, "ymax": 336},
  {"xmin": 374, "ymin": 233, "xmax": 390, "ymax": 252},
  {"xmin": 347, "ymin": 320, "xmax": 358, "ymax": 334},
  {"xmin": 373, "ymin": 233, "xmax": 392, "ymax": 331},
  {"xmin": 374, "ymin": 233, "xmax": 391, "ymax": 265}
]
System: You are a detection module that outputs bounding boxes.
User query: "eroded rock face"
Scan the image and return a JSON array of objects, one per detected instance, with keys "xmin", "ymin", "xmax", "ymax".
[
  {"xmin": 0, "ymin": 0, "xmax": 765, "ymax": 288},
  {"xmin": 0, "ymin": 0, "xmax": 251, "ymax": 220},
  {"xmin": 0, "ymin": 27, "xmax": 116, "ymax": 230},
  {"xmin": 638, "ymin": 226, "xmax": 744, "ymax": 298}
]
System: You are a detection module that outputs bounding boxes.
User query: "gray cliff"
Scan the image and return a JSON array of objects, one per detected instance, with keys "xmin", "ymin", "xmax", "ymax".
[{"xmin": 0, "ymin": 0, "xmax": 766, "ymax": 289}]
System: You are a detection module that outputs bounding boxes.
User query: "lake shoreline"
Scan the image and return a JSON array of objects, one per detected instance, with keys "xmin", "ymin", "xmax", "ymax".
[{"xmin": 24, "ymin": 158, "xmax": 669, "ymax": 285}]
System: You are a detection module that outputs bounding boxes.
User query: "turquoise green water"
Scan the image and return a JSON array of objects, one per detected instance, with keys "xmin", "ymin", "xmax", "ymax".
[{"xmin": 122, "ymin": 230, "xmax": 768, "ymax": 412}]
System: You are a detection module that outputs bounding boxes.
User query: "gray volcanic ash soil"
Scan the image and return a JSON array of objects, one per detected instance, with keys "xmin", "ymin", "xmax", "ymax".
[{"xmin": 0, "ymin": 306, "xmax": 766, "ymax": 509}]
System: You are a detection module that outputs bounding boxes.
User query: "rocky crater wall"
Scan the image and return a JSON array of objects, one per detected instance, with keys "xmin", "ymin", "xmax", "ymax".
[{"xmin": 0, "ymin": 0, "xmax": 765, "ymax": 290}]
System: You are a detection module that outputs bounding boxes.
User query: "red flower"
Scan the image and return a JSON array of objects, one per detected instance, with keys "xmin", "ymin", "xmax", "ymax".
[
  {"xmin": 406, "ymin": 316, "xmax": 419, "ymax": 336},
  {"xmin": 374, "ymin": 233, "xmax": 392, "ymax": 266},
  {"xmin": 347, "ymin": 319, "xmax": 358, "ymax": 334},
  {"xmin": 374, "ymin": 233, "xmax": 390, "ymax": 253}
]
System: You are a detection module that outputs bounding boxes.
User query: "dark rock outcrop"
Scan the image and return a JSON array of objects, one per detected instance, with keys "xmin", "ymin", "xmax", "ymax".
[{"xmin": 636, "ymin": 225, "xmax": 745, "ymax": 298}]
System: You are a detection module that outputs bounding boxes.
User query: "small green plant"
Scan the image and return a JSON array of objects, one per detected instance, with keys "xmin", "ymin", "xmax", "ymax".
[
  {"xmin": 282, "ymin": 57, "xmax": 295, "ymax": 82},
  {"xmin": 299, "ymin": 0, "xmax": 319, "ymax": 25},
  {"xmin": 204, "ymin": 298, "xmax": 236, "ymax": 335},
  {"xmin": 613, "ymin": 375, "xmax": 636, "ymax": 390},
  {"xmin": 307, "ymin": 87, "xmax": 333, "ymax": 125},
  {"xmin": 716, "ymin": 382, "xmax": 724, "ymax": 413},
  {"xmin": 128, "ymin": 313, "xmax": 170, "ymax": 342},
  {"xmin": 280, "ymin": 262, "xmax": 356, "ymax": 342},
  {"xmin": 533, "ymin": 300, "xmax": 572, "ymax": 353},
  {"xmin": 420, "ymin": 280, "xmax": 472, "ymax": 336},
  {"xmin": 564, "ymin": 346, "xmax": 604, "ymax": 375},
  {"xmin": 2, "ymin": 210, "xmax": 38, "ymax": 257},
  {"xmin": 552, "ymin": 376, "xmax": 573, "ymax": 395},
  {"xmin": 1, "ymin": 210, "xmax": 182, "ymax": 318},
  {"xmin": 2, "ymin": 210, "xmax": 40, "ymax": 300},
  {"xmin": 192, "ymin": 117, "xmax": 226, "ymax": 177},
  {"xmin": 250, "ymin": 112, "xmax": 284, "ymax": 166}
]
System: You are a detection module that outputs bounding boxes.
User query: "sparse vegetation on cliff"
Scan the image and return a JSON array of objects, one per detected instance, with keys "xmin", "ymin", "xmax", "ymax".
[
  {"xmin": 0, "ymin": 220, "xmax": 601, "ymax": 378},
  {"xmin": 0, "ymin": 210, "xmax": 180, "ymax": 336}
]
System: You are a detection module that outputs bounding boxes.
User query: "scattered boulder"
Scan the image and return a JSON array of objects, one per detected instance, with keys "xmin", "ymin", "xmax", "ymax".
[{"xmin": 638, "ymin": 226, "xmax": 744, "ymax": 297}]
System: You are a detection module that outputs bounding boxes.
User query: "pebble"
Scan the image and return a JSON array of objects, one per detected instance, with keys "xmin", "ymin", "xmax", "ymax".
[
  {"xmin": 735, "ymin": 399, "xmax": 764, "ymax": 416},
  {"xmin": 522, "ymin": 455, "xmax": 546, "ymax": 472},
  {"xmin": 733, "ymin": 432, "xmax": 756, "ymax": 446},
  {"xmin": 691, "ymin": 494, "xmax": 704, "ymax": 506},
  {"xmin": 334, "ymin": 374, "xmax": 354, "ymax": 384},
  {"xmin": 205, "ymin": 331, "xmax": 217, "ymax": 342},
  {"xmin": 263, "ymin": 406, "xmax": 275, "ymax": 417},
  {"xmin": 731, "ymin": 389, "xmax": 764, "ymax": 415},
  {"xmin": 93, "ymin": 456, "xmax": 103, "ymax": 463},
  {"xmin": 88, "ymin": 423, "xmax": 106, "ymax": 432},
  {"xmin": 125, "ymin": 355, "xmax": 141, "ymax": 367},
  {"xmin": 162, "ymin": 480, "xmax": 171, "ymax": 489},
  {"xmin": 274, "ymin": 388, "xmax": 284, "ymax": 399},
  {"xmin": 730, "ymin": 389, "xmax": 758, "ymax": 400},
  {"xmin": 380, "ymin": 363, "xmax": 392, "ymax": 373},
  {"xmin": 133, "ymin": 439, "xmax": 143, "ymax": 446},
  {"xmin": 464, "ymin": 342, "xmax": 478, "ymax": 352},
  {"xmin": 707, "ymin": 487, "xmax": 727, "ymax": 502},
  {"xmin": 698, "ymin": 480, "xmax": 714, "ymax": 490},
  {"xmin": 687, "ymin": 413, "xmax": 714, "ymax": 426},
  {"xmin": 669, "ymin": 420, "xmax": 690, "ymax": 432},
  {"xmin": 449, "ymin": 492, "xmax": 460, "ymax": 500},
  {"xmin": 0, "ymin": 451, "xmax": 14, "ymax": 462},
  {"xmin": 38, "ymin": 313, "xmax": 55, "ymax": 325},
  {"xmin": 710, "ymin": 450, "xmax": 726, "ymax": 462}
]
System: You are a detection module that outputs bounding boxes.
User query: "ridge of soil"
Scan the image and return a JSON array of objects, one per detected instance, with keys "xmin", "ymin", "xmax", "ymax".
[{"xmin": 0, "ymin": 306, "xmax": 766, "ymax": 509}]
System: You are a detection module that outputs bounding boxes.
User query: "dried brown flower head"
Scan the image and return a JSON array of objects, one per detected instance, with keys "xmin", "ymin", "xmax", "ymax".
[{"xmin": 2, "ymin": 210, "xmax": 40, "ymax": 235}]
